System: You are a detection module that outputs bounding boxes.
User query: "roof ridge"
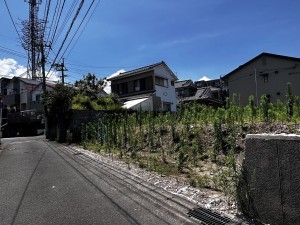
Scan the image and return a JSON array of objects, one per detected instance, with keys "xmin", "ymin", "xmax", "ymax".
[
  {"xmin": 224, "ymin": 52, "xmax": 300, "ymax": 78},
  {"xmin": 108, "ymin": 61, "xmax": 178, "ymax": 81},
  {"xmin": 119, "ymin": 61, "xmax": 164, "ymax": 75}
]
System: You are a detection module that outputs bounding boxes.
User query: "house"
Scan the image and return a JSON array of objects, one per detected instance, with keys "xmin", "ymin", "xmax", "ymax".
[
  {"xmin": 195, "ymin": 78, "xmax": 222, "ymax": 89},
  {"xmin": 0, "ymin": 78, "xmax": 11, "ymax": 95},
  {"xmin": 180, "ymin": 87, "xmax": 223, "ymax": 107},
  {"xmin": 175, "ymin": 78, "xmax": 225, "ymax": 107},
  {"xmin": 29, "ymin": 82, "xmax": 55, "ymax": 111},
  {"xmin": 108, "ymin": 61, "xmax": 178, "ymax": 111},
  {"xmin": 1, "ymin": 77, "xmax": 55, "ymax": 112},
  {"xmin": 3, "ymin": 77, "xmax": 41, "ymax": 111},
  {"xmin": 175, "ymin": 80, "xmax": 197, "ymax": 99},
  {"xmin": 223, "ymin": 52, "xmax": 300, "ymax": 106}
]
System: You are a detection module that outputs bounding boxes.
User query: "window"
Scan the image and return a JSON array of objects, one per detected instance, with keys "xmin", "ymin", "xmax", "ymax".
[
  {"xmin": 118, "ymin": 83, "xmax": 128, "ymax": 95},
  {"xmin": 266, "ymin": 94, "xmax": 271, "ymax": 103},
  {"xmin": 163, "ymin": 102, "xmax": 171, "ymax": 111},
  {"xmin": 171, "ymin": 81, "xmax": 174, "ymax": 86},
  {"xmin": 36, "ymin": 94, "xmax": 41, "ymax": 101},
  {"xmin": 134, "ymin": 78, "xmax": 146, "ymax": 92},
  {"xmin": 155, "ymin": 77, "xmax": 168, "ymax": 87},
  {"xmin": 134, "ymin": 80, "xmax": 140, "ymax": 91},
  {"xmin": 261, "ymin": 73, "xmax": 268, "ymax": 83}
]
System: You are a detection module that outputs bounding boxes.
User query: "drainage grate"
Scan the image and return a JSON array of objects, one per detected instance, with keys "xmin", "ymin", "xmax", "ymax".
[{"xmin": 187, "ymin": 207, "xmax": 232, "ymax": 225}]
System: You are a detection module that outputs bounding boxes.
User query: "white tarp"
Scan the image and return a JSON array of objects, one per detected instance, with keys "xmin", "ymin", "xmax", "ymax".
[{"xmin": 122, "ymin": 98, "xmax": 149, "ymax": 109}]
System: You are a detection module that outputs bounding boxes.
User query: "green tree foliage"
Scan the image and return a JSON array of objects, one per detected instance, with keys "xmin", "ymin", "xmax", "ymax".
[
  {"xmin": 212, "ymin": 110, "xmax": 223, "ymax": 161},
  {"xmin": 42, "ymin": 84, "xmax": 76, "ymax": 115},
  {"xmin": 80, "ymin": 95, "xmax": 300, "ymax": 200},
  {"xmin": 42, "ymin": 84, "xmax": 76, "ymax": 142},
  {"xmin": 73, "ymin": 73, "xmax": 122, "ymax": 110},
  {"xmin": 74, "ymin": 73, "xmax": 105, "ymax": 100},
  {"xmin": 248, "ymin": 95, "xmax": 257, "ymax": 123},
  {"xmin": 259, "ymin": 94, "xmax": 269, "ymax": 122},
  {"xmin": 286, "ymin": 82, "xmax": 293, "ymax": 120},
  {"xmin": 178, "ymin": 149, "xmax": 189, "ymax": 172}
]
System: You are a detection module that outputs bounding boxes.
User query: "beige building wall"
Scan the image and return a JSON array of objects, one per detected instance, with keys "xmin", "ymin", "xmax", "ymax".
[{"xmin": 227, "ymin": 55, "xmax": 300, "ymax": 106}]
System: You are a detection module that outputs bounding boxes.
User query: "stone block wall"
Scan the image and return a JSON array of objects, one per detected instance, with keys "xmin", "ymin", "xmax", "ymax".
[{"xmin": 243, "ymin": 134, "xmax": 300, "ymax": 225}]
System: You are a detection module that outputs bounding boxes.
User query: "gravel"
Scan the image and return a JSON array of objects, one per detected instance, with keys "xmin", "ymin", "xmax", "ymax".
[{"xmin": 70, "ymin": 145, "xmax": 245, "ymax": 222}]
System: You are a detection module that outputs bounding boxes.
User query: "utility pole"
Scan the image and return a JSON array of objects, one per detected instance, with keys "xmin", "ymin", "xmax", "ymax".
[
  {"xmin": 30, "ymin": 0, "xmax": 36, "ymax": 79},
  {"xmin": 41, "ymin": 43, "xmax": 48, "ymax": 138},
  {"xmin": 254, "ymin": 69, "xmax": 258, "ymax": 107},
  {"xmin": 54, "ymin": 58, "xmax": 68, "ymax": 84},
  {"xmin": 22, "ymin": 0, "xmax": 42, "ymax": 80}
]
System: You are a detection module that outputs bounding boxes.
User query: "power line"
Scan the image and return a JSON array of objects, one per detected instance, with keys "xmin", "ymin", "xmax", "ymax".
[
  {"xmin": 53, "ymin": 0, "xmax": 79, "ymax": 46},
  {"xmin": 65, "ymin": 0, "xmax": 101, "ymax": 58},
  {"xmin": 60, "ymin": 0, "xmax": 98, "ymax": 61},
  {"xmin": 46, "ymin": 0, "xmax": 60, "ymax": 47},
  {"xmin": 3, "ymin": 0, "xmax": 26, "ymax": 52},
  {"xmin": 0, "ymin": 45, "xmax": 27, "ymax": 58},
  {"xmin": 50, "ymin": 0, "xmax": 66, "ymax": 46},
  {"xmin": 42, "ymin": 0, "xmax": 52, "ymax": 39},
  {"xmin": 66, "ymin": 61, "xmax": 138, "ymax": 69},
  {"xmin": 46, "ymin": 0, "xmax": 85, "ymax": 76}
]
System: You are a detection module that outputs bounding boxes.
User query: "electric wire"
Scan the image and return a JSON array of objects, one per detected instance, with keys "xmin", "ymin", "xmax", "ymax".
[
  {"xmin": 50, "ymin": 0, "xmax": 66, "ymax": 46},
  {"xmin": 65, "ymin": 0, "xmax": 101, "ymax": 58},
  {"xmin": 0, "ymin": 45, "xmax": 27, "ymax": 58},
  {"xmin": 66, "ymin": 61, "xmax": 138, "ymax": 69},
  {"xmin": 3, "ymin": 0, "xmax": 26, "ymax": 53},
  {"xmin": 53, "ymin": 0, "xmax": 78, "ymax": 46},
  {"xmin": 46, "ymin": 0, "xmax": 60, "ymax": 47},
  {"xmin": 46, "ymin": 0, "xmax": 85, "ymax": 77},
  {"xmin": 42, "ymin": 0, "xmax": 52, "ymax": 40},
  {"xmin": 2, "ymin": 1, "xmax": 103, "ymax": 83},
  {"xmin": 58, "ymin": 0, "xmax": 97, "ymax": 62}
]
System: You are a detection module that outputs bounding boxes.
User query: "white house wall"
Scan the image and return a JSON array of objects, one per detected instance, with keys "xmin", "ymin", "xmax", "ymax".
[
  {"xmin": 154, "ymin": 65, "xmax": 178, "ymax": 111},
  {"xmin": 20, "ymin": 90, "xmax": 31, "ymax": 104},
  {"xmin": 31, "ymin": 85, "xmax": 53, "ymax": 101},
  {"xmin": 6, "ymin": 82, "xmax": 14, "ymax": 95},
  {"xmin": 31, "ymin": 88, "xmax": 44, "ymax": 101},
  {"xmin": 131, "ymin": 98, "xmax": 153, "ymax": 111}
]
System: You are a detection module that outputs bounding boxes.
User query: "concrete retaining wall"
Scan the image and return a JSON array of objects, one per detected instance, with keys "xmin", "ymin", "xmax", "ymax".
[{"xmin": 244, "ymin": 134, "xmax": 300, "ymax": 225}]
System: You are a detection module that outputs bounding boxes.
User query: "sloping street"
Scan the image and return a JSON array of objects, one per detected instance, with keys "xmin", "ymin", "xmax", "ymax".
[{"xmin": 0, "ymin": 136, "xmax": 198, "ymax": 225}]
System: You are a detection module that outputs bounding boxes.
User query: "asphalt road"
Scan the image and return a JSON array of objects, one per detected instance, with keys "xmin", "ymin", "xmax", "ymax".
[{"xmin": 0, "ymin": 136, "xmax": 198, "ymax": 225}]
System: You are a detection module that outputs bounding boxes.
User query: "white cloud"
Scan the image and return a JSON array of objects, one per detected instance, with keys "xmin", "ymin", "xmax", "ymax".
[
  {"xmin": 0, "ymin": 58, "xmax": 27, "ymax": 78},
  {"xmin": 104, "ymin": 69, "xmax": 126, "ymax": 94},
  {"xmin": 47, "ymin": 70, "xmax": 60, "ymax": 82},
  {"xmin": 198, "ymin": 76, "xmax": 211, "ymax": 81},
  {"xmin": 0, "ymin": 58, "xmax": 60, "ymax": 82},
  {"xmin": 158, "ymin": 33, "xmax": 222, "ymax": 48}
]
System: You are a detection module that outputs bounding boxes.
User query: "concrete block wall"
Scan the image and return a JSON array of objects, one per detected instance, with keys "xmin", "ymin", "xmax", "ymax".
[
  {"xmin": 244, "ymin": 134, "xmax": 300, "ymax": 225},
  {"xmin": 68, "ymin": 110, "xmax": 104, "ymax": 142}
]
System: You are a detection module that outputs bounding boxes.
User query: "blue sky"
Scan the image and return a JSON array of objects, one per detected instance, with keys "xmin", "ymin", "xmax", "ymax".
[{"xmin": 1, "ymin": 0, "xmax": 300, "ymax": 84}]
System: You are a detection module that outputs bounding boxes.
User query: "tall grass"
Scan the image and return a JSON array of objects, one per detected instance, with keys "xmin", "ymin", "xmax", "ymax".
[{"xmin": 80, "ymin": 92, "xmax": 300, "ymax": 201}]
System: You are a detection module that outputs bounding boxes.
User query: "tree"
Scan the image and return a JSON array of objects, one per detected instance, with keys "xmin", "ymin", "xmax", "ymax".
[
  {"xmin": 73, "ymin": 73, "xmax": 122, "ymax": 110},
  {"xmin": 42, "ymin": 84, "xmax": 76, "ymax": 142},
  {"xmin": 74, "ymin": 73, "xmax": 105, "ymax": 100},
  {"xmin": 43, "ymin": 84, "xmax": 76, "ymax": 115}
]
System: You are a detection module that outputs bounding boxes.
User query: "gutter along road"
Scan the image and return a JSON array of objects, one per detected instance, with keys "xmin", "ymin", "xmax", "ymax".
[{"xmin": 0, "ymin": 136, "xmax": 198, "ymax": 225}]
